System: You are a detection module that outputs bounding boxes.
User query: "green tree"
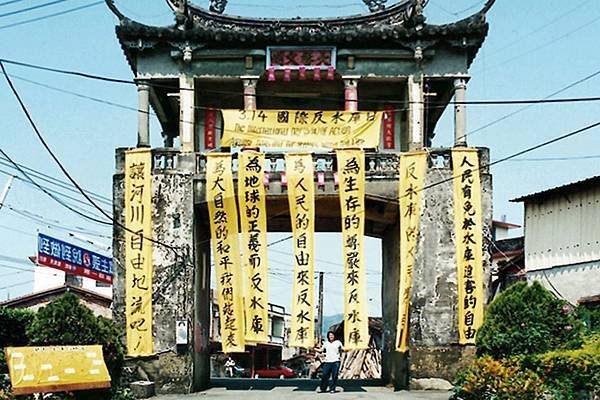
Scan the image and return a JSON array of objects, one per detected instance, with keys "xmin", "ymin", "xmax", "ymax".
[
  {"xmin": 477, "ymin": 281, "xmax": 585, "ymax": 358},
  {"xmin": 0, "ymin": 307, "xmax": 34, "ymax": 374},
  {"xmin": 26, "ymin": 293, "xmax": 124, "ymax": 387}
]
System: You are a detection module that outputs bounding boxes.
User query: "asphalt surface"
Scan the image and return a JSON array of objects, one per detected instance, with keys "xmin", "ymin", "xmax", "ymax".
[{"xmin": 155, "ymin": 379, "xmax": 453, "ymax": 399}]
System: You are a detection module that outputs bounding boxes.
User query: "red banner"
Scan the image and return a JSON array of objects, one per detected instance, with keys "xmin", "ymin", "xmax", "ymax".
[
  {"xmin": 383, "ymin": 105, "xmax": 395, "ymax": 149},
  {"xmin": 37, "ymin": 254, "xmax": 113, "ymax": 284},
  {"xmin": 205, "ymin": 108, "xmax": 217, "ymax": 149}
]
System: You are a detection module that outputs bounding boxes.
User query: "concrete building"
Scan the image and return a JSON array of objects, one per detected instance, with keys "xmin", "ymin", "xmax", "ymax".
[
  {"xmin": 512, "ymin": 175, "xmax": 600, "ymax": 304},
  {"xmin": 108, "ymin": 0, "xmax": 495, "ymax": 393}
]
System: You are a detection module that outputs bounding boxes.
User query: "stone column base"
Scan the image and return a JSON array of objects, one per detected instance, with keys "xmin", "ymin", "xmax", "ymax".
[{"xmin": 409, "ymin": 345, "xmax": 476, "ymax": 383}]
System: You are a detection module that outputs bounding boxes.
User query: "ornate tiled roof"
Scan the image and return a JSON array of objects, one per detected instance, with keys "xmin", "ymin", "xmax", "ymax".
[{"xmin": 109, "ymin": 0, "xmax": 494, "ymax": 58}]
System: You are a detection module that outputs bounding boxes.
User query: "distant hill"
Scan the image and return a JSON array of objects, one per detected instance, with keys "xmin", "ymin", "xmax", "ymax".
[{"xmin": 322, "ymin": 313, "xmax": 343, "ymax": 337}]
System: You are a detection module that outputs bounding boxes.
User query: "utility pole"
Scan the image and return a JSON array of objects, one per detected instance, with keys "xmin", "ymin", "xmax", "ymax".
[
  {"xmin": 316, "ymin": 271, "xmax": 324, "ymax": 343},
  {"xmin": 0, "ymin": 176, "xmax": 14, "ymax": 211}
]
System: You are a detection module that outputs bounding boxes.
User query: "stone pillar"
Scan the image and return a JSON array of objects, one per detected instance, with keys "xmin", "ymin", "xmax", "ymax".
[
  {"xmin": 454, "ymin": 79, "xmax": 467, "ymax": 147},
  {"xmin": 137, "ymin": 83, "xmax": 150, "ymax": 147},
  {"xmin": 407, "ymin": 75, "xmax": 424, "ymax": 150},
  {"xmin": 343, "ymin": 76, "xmax": 360, "ymax": 112},
  {"xmin": 113, "ymin": 149, "xmax": 197, "ymax": 394},
  {"xmin": 381, "ymin": 223, "xmax": 409, "ymax": 390},
  {"xmin": 179, "ymin": 75, "xmax": 195, "ymax": 152},
  {"xmin": 408, "ymin": 148, "xmax": 492, "ymax": 386},
  {"xmin": 241, "ymin": 76, "xmax": 259, "ymax": 110},
  {"xmin": 193, "ymin": 220, "xmax": 212, "ymax": 391}
]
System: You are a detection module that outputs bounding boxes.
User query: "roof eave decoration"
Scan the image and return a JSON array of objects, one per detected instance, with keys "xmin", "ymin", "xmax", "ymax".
[{"xmin": 109, "ymin": 0, "xmax": 495, "ymax": 69}]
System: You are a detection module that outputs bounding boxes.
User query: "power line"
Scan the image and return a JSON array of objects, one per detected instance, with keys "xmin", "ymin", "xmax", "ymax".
[
  {"xmin": 0, "ymin": 153, "xmax": 112, "ymax": 205},
  {"xmin": 0, "ymin": 0, "xmax": 103, "ymax": 30},
  {"xmin": 0, "ymin": 0, "xmax": 68, "ymax": 18},
  {"xmin": 0, "ymin": 166, "xmax": 113, "ymax": 213},
  {"xmin": 4, "ymin": 57, "xmax": 600, "ymax": 108},
  {"xmin": 0, "ymin": 0, "xmax": 27, "ymax": 7},
  {"xmin": 454, "ymin": 66, "xmax": 600, "ymax": 143},
  {"xmin": 0, "ymin": 147, "xmax": 111, "ymax": 225},
  {"xmin": 486, "ymin": 0, "xmax": 593, "ymax": 57},
  {"xmin": 479, "ymin": 12, "xmax": 600, "ymax": 73},
  {"xmin": 507, "ymin": 155, "xmax": 600, "ymax": 162}
]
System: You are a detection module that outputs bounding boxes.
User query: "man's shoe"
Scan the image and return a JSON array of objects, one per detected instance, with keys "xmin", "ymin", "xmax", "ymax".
[{"xmin": 330, "ymin": 390, "xmax": 335, "ymax": 394}]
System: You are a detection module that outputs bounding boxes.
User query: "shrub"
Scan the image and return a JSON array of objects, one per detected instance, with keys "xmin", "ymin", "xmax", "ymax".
[
  {"xmin": 0, "ymin": 307, "xmax": 34, "ymax": 374},
  {"xmin": 477, "ymin": 281, "xmax": 586, "ymax": 358},
  {"xmin": 26, "ymin": 293, "xmax": 124, "ymax": 397},
  {"xmin": 453, "ymin": 356, "xmax": 545, "ymax": 400},
  {"xmin": 521, "ymin": 333, "xmax": 600, "ymax": 400}
]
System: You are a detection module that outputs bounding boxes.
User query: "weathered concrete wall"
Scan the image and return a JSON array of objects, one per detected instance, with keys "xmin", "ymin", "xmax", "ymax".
[
  {"xmin": 381, "ymin": 147, "xmax": 492, "ymax": 386},
  {"xmin": 114, "ymin": 149, "xmax": 198, "ymax": 394},
  {"xmin": 381, "ymin": 223, "xmax": 409, "ymax": 390},
  {"xmin": 408, "ymin": 148, "xmax": 492, "ymax": 383}
]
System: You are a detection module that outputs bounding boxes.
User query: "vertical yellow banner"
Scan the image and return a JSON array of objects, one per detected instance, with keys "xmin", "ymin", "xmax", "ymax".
[
  {"xmin": 286, "ymin": 153, "xmax": 316, "ymax": 348},
  {"xmin": 452, "ymin": 148, "xmax": 484, "ymax": 345},
  {"xmin": 396, "ymin": 151, "xmax": 427, "ymax": 352},
  {"xmin": 336, "ymin": 149, "xmax": 369, "ymax": 350},
  {"xmin": 125, "ymin": 149, "xmax": 154, "ymax": 357},
  {"xmin": 206, "ymin": 154, "xmax": 246, "ymax": 353},
  {"xmin": 238, "ymin": 151, "xmax": 270, "ymax": 343}
]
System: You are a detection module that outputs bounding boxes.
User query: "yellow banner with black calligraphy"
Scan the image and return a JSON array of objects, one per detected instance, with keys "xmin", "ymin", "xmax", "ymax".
[
  {"xmin": 452, "ymin": 148, "xmax": 484, "ymax": 345},
  {"xmin": 237, "ymin": 151, "xmax": 270, "ymax": 344},
  {"xmin": 221, "ymin": 109, "xmax": 383, "ymax": 148},
  {"xmin": 286, "ymin": 153, "xmax": 316, "ymax": 348},
  {"xmin": 125, "ymin": 149, "xmax": 153, "ymax": 357},
  {"xmin": 336, "ymin": 149, "xmax": 369, "ymax": 350},
  {"xmin": 206, "ymin": 154, "xmax": 246, "ymax": 353},
  {"xmin": 396, "ymin": 151, "xmax": 427, "ymax": 353}
]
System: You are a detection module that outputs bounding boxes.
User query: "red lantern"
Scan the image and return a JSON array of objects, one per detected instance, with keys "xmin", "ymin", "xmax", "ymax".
[
  {"xmin": 313, "ymin": 67, "xmax": 321, "ymax": 81},
  {"xmin": 326, "ymin": 66, "xmax": 335, "ymax": 80},
  {"xmin": 267, "ymin": 67, "xmax": 276, "ymax": 81},
  {"xmin": 298, "ymin": 66, "xmax": 307, "ymax": 80},
  {"xmin": 283, "ymin": 67, "xmax": 291, "ymax": 82}
]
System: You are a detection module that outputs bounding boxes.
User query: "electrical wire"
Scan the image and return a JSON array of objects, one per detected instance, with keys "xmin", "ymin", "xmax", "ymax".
[
  {"xmin": 0, "ymin": 0, "xmax": 68, "ymax": 18},
  {"xmin": 455, "ymin": 66, "xmax": 600, "ymax": 144},
  {"xmin": 0, "ymin": 147, "xmax": 111, "ymax": 225},
  {"xmin": 0, "ymin": 0, "xmax": 27, "ymax": 6},
  {"xmin": 0, "ymin": 151, "xmax": 112, "ymax": 204},
  {"xmin": 0, "ymin": 1, "xmax": 103, "ymax": 30},
  {"xmin": 0, "ymin": 166, "xmax": 113, "ymax": 213},
  {"xmin": 4, "ymin": 57, "xmax": 600, "ymax": 108}
]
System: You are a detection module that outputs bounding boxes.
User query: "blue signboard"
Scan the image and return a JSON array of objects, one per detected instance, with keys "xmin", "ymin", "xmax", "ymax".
[{"xmin": 37, "ymin": 233, "xmax": 113, "ymax": 284}]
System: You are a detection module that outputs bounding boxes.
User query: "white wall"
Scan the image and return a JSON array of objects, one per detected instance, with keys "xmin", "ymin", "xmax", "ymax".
[
  {"xmin": 33, "ymin": 265, "xmax": 112, "ymax": 297},
  {"xmin": 525, "ymin": 185, "xmax": 600, "ymax": 271},
  {"xmin": 527, "ymin": 260, "xmax": 600, "ymax": 304}
]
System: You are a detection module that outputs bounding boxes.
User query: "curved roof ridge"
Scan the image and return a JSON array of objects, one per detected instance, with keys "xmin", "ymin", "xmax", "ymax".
[{"xmin": 166, "ymin": 0, "xmax": 419, "ymax": 27}]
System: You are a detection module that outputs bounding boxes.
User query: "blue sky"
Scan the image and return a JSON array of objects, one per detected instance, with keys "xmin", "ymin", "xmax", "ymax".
[{"xmin": 1, "ymin": 0, "xmax": 600, "ymax": 316}]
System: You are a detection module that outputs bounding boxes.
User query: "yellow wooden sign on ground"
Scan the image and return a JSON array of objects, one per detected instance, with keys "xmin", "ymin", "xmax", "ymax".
[{"xmin": 4, "ymin": 345, "xmax": 111, "ymax": 395}]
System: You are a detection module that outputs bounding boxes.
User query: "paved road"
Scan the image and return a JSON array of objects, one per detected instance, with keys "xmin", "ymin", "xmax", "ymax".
[
  {"xmin": 155, "ymin": 379, "xmax": 452, "ymax": 399},
  {"xmin": 157, "ymin": 387, "xmax": 451, "ymax": 400}
]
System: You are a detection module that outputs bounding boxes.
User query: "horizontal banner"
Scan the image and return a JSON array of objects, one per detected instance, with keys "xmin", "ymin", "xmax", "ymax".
[
  {"xmin": 220, "ymin": 109, "xmax": 383, "ymax": 148},
  {"xmin": 5, "ymin": 345, "xmax": 111, "ymax": 395}
]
